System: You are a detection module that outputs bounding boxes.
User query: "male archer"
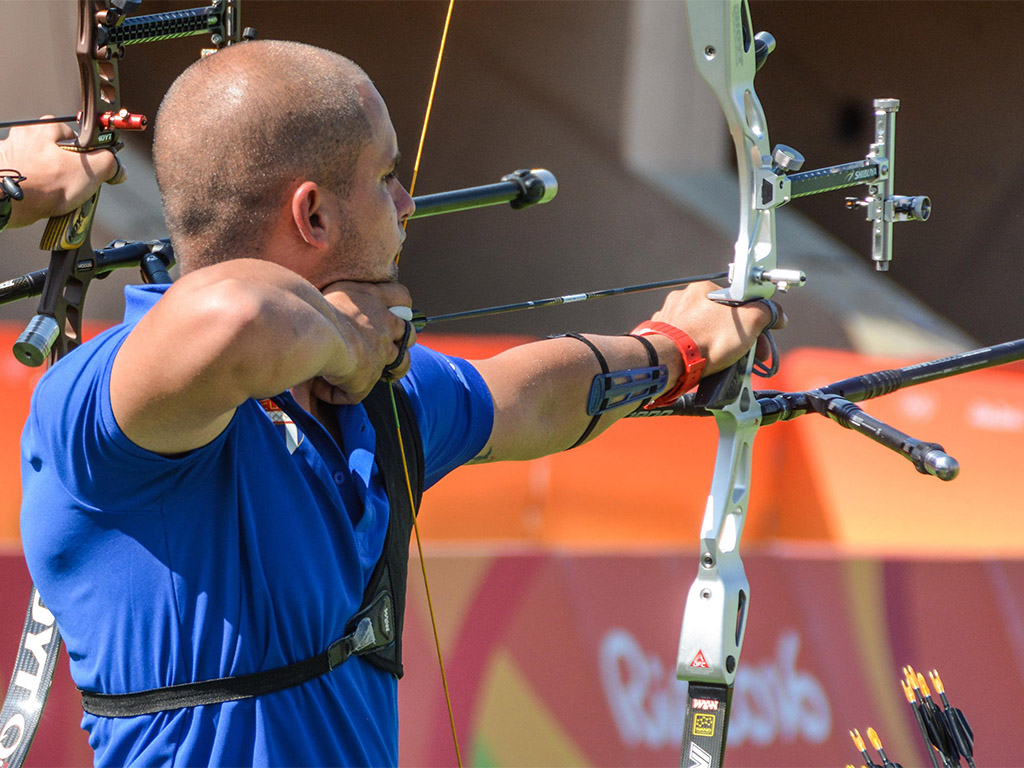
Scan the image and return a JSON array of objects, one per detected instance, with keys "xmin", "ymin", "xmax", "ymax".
[{"xmin": 20, "ymin": 40, "xmax": 780, "ymax": 765}]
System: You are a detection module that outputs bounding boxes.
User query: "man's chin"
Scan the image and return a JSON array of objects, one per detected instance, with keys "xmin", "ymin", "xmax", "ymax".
[{"xmin": 314, "ymin": 265, "xmax": 400, "ymax": 290}]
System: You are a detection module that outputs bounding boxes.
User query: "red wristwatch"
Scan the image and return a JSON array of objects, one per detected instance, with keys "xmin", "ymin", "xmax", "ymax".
[{"xmin": 630, "ymin": 321, "xmax": 707, "ymax": 407}]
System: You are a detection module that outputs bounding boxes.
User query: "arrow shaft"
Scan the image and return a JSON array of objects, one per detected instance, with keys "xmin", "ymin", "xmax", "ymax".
[
  {"xmin": 0, "ymin": 115, "xmax": 77, "ymax": 130},
  {"xmin": 416, "ymin": 271, "xmax": 727, "ymax": 329}
]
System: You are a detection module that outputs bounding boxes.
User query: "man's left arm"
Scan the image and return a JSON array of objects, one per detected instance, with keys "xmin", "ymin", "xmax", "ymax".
[
  {"xmin": 0, "ymin": 121, "xmax": 123, "ymax": 230},
  {"xmin": 469, "ymin": 281, "xmax": 780, "ymax": 462}
]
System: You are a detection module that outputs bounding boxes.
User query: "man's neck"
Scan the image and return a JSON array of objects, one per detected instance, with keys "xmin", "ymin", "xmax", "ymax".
[{"xmin": 290, "ymin": 381, "xmax": 345, "ymax": 450}]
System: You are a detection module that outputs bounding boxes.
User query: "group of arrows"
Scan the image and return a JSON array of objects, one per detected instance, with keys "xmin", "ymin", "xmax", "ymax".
[{"xmin": 847, "ymin": 666, "xmax": 975, "ymax": 768}]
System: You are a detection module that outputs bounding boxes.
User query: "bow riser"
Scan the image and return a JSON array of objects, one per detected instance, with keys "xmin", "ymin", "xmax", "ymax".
[
  {"xmin": 72, "ymin": 1, "xmax": 121, "ymax": 153},
  {"xmin": 14, "ymin": 0, "xmax": 252, "ymax": 368},
  {"xmin": 15, "ymin": 1, "xmax": 120, "ymax": 368},
  {"xmin": 686, "ymin": 0, "xmax": 776, "ymax": 305},
  {"xmin": 676, "ymin": 394, "xmax": 756, "ymax": 689},
  {"xmin": 677, "ymin": 0, "xmax": 767, "ymax": 689}
]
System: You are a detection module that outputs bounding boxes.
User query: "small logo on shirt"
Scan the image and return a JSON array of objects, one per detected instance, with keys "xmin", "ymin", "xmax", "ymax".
[{"xmin": 259, "ymin": 400, "xmax": 304, "ymax": 454}]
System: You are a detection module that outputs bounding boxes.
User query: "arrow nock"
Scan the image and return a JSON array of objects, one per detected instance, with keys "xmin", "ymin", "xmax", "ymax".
[
  {"xmin": 850, "ymin": 729, "xmax": 867, "ymax": 751},
  {"xmin": 916, "ymin": 672, "xmax": 932, "ymax": 697}
]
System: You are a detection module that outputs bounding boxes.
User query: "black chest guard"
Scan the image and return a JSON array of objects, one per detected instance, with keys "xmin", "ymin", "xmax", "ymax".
[
  {"xmin": 352, "ymin": 380, "xmax": 424, "ymax": 678},
  {"xmin": 80, "ymin": 381, "xmax": 425, "ymax": 717}
]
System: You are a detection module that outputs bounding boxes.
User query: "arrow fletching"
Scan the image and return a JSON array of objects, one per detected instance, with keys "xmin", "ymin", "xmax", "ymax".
[{"xmin": 930, "ymin": 670, "xmax": 976, "ymax": 768}]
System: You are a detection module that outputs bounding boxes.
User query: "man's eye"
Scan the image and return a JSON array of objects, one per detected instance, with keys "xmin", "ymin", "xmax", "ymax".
[{"xmin": 384, "ymin": 171, "xmax": 397, "ymax": 183}]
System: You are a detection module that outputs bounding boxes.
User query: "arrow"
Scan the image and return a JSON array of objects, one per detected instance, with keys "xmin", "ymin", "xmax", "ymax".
[
  {"xmin": 867, "ymin": 727, "xmax": 905, "ymax": 768},
  {"xmin": 0, "ymin": 115, "xmax": 78, "ymax": 129},
  {"xmin": 850, "ymin": 728, "xmax": 883, "ymax": 768},
  {"xmin": 908, "ymin": 668, "xmax": 961, "ymax": 767},
  {"xmin": 410, "ymin": 272, "xmax": 728, "ymax": 331},
  {"xmin": 902, "ymin": 676, "xmax": 942, "ymax": 768},
  {"xmin": 930, "ymin": 670, "xmax": 976, "ymax": 768}
]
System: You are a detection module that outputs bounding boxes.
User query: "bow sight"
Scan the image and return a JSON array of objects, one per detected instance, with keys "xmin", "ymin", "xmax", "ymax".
[{"xmin": 758, "ymin": 99, "xmax": 931, "ymax": 272}]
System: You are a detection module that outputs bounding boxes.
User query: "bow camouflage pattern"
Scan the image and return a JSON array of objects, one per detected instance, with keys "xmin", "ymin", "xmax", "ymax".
[{"xmin": 0, "ymin": 4, "xmax": 251, "ymax": 766}]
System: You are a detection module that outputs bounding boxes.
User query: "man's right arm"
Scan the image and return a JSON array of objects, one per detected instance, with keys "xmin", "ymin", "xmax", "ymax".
[{"xmin": 109, "ymin": 259, "xmax": 411, "ymax": 456}]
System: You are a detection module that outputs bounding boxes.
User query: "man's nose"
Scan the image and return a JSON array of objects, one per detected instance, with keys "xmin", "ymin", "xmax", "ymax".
[{"xmin": 396, "ymin": 184, "xmax": 415, "ymax": 222}]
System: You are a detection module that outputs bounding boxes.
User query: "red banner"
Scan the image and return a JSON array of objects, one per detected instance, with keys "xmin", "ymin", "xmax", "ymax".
[
  {"xmin": 393, "ymin": 549, "xmax": 1020, "ymax": 766},
  {"xmin": 1, "ymin": 550, "xmax": 1020, "ymax": 766}
]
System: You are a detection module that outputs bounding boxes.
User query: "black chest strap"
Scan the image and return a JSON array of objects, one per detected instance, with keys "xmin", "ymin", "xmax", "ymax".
[
  {"xmin": 80, "ymin": 381, "xmax": 424, "ymax": 717},
  {"xmin": 351, "ymin": 380, "xmax": 424, "ymax": 678}
]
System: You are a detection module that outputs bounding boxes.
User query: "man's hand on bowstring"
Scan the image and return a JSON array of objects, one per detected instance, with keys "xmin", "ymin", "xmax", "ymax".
[
  {"xmin": 314, "ymin": 280, "xmax": 417, "ymax": 405},
  {"xmin": 650, "ymin": 280, "xmax": 786, "ymax": 376},
  {"xmin": 0, "ymin": 120, "xmax": 125, "ymax": 229}
]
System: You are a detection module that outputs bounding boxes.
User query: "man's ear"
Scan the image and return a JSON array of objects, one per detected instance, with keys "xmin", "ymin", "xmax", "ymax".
[{"xmin": 291, "ymin": 181, "xmax": 329, "ymax": 249}]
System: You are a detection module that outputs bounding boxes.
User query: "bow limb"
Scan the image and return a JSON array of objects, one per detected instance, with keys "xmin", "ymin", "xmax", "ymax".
[
  {"xmin": 676, "ymin": 2, "xmax": 785, "ymax": 765},
  {"xmin": 689, "ymin": 3, "xmax": 775, "ymax": 304}
]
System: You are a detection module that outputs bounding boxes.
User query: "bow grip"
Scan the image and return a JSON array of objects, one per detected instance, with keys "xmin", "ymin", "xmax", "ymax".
[{"xmin": 692, "ymin": 360, "xmax": 745, "ymax": 410}]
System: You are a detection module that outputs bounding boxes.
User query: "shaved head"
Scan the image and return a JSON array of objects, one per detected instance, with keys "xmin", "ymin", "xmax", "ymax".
[{"xmin": 153, "ymin": 40, "xmax": 372, "ymax": 270}]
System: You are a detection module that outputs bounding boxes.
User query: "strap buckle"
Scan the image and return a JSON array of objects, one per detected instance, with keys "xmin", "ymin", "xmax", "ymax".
[{"xmin": 330, "ymin": 592, "xmax": 397, "ymax": 670}]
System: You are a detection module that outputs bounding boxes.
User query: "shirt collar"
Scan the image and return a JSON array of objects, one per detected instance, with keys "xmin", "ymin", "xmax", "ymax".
[{"xmin": 123, "ymin": 283, "xmax": 171, "ymax": 325}]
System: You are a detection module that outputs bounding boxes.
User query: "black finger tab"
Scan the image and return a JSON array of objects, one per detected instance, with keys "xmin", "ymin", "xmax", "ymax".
[{"xmin": 381, "ymin": 320, "xmax": 413, "ymax": 380}]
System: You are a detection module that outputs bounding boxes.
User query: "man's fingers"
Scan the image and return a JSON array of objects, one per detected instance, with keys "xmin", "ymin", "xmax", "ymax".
[
  {"xmin": 39, "ymin": 119, "xmax": 75, "ymax": 142},
  {"xmin": 757, "ymin": 298, "xmax": 787, "ymax": 331},
  {"xmin": 106, "ymin": 153, "xmax": 128, "ymax": 185},
  {"xmin": 310, "ymin": 377, "xmax": 363, "ymax": 405},
  {"xmin": 82, "ymin": 148, "xmax": 125, "ymax": 185}
]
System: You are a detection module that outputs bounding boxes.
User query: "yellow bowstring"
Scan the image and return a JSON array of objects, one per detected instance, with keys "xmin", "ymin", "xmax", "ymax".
[
  {"xmin": 408, "ymin": 0, "xmax": 455, "ymax": 199},
  {"xmin": 388, "ymin": 383, "xmax": 462, "ymax": 767},
  {"xmin": 393, "ymin": 1, "xmax": 461, "ymax": 764},
  {"xmin": 399, "ymin": 0, "xmax": 456, "ymax": 244}
]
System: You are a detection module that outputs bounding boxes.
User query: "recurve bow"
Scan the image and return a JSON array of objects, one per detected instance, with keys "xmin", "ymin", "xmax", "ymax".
[{"xmin": 675, "ymin": 3, "xmax": 788, "ymax": 765}]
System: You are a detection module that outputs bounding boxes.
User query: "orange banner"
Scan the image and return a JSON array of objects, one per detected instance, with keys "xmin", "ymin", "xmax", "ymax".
[{"xmin": 1, "ymin": 550, "xmax": 1018, "ymax": 766}]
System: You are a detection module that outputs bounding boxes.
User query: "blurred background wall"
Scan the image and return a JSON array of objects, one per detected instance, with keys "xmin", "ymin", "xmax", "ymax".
[{"xmin": 3, "ymin": 1, "xmax": 1020, "ymax": 354}]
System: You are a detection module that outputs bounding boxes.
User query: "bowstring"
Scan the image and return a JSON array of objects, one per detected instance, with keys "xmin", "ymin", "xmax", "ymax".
[
  {"xmin": 392, "ymin": 1, "xmax": 461, "ymax": 764},
  {"xmin": 399, "ymin": 0, "xmax": 456, "ymax": 242},
  {"xmin": 388, "ymin": 383, "xmax": 462, "ymax": 766}
]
